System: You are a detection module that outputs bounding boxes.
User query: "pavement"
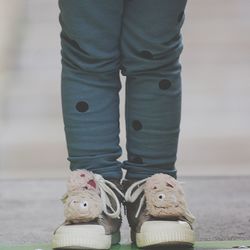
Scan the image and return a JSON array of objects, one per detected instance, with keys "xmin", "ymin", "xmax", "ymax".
[{"xmin": 0, "ymin": 0, "xmax": 250, "ymax": 247}]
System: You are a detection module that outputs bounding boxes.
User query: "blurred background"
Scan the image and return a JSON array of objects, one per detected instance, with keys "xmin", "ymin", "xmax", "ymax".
[
  {"xmin": 0, "ymin": 0, "xmax": 250, "ymax": 246},
  {"xmin": 0, "ymin": 0, "xmax": 249, "ymax": 179}
]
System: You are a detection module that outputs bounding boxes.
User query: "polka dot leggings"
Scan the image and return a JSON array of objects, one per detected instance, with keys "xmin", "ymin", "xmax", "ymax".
[{"xmin": 58, "ymin": 0, "xmax": 187, "ymax": 180}]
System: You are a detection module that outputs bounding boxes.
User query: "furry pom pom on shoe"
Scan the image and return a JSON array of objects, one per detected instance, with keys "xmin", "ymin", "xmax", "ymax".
[
  {"xmin": 61, "ymin": 169, "xmax": 102, "ymax": 223},
  {"xmin": 144, "ymin": 173, "xmax": 195, "ymax": 224}
]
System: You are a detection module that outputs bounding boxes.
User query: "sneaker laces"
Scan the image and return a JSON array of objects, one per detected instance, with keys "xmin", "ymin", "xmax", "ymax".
[
  {"xmin": 94, "ymin": 174, "xmax": 124, "ymax": 219},
  {"xmin": 124, "ymin": 177, "xmax": 149, "ymax": 218}
]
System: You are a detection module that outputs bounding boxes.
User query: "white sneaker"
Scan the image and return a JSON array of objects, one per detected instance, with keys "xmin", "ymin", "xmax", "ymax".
[
  {"xmin": 123, "ymin": 173, "xmax": 196, "ymax": 248},
  {"xmin": 52, "ymin": 169, "xmax": 124, "ymax": 249}
]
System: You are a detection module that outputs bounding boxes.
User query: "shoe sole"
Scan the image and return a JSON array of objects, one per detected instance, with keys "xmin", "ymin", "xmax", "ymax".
[
  {"xmin": 51, "ymin": 224, "xmax": 120, "ymax": 249},
  {"xmin": 135, "ymin": 220, "xmax": 195, "ymax": 248}
]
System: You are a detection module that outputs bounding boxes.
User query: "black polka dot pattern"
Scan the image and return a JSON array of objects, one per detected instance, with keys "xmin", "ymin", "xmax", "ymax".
[
  {"xmin": 140, "ymin": 50, "xmax": 153, "ymax": 59},
  {"xmin": 159, "ymin": 79, "xmax": 171, "ymax": 90},
  {"xmin": 76, "ymin": 101, "xmax": 89, "ymax": 112},
  {"xmin": 132, "ymin": 120, "xmax": 143, "ymax": 131},
  {"xmin": 178, "ymin": 11, "xmax": 184, "ymax": 23},
  {"xmin": 120, "ymin": 65, "xmax": 127, "ymax": 73},
  {"xmin": 129, "ymin": 155, "xmax": 143, "ymax": 164},
  {"xmin": 61, "ymin": 32, "xmax": 89, "ymax": 55}
]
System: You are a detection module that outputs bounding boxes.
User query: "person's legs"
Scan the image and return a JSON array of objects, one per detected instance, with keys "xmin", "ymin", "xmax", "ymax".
[
  {"xmin": 53, "ymin": 2, "xmax": 126, "ymax": 249},
  {"xmin": 58, "ymin": 0, "xmax": 125, "ymax": 180},
  {"xmin": 120, "ymin": 0, "xmax": 187, "ymax": 180},
  {"xmin": 120, "ymin": 2, "xmax": 195, "ymax": 247}
]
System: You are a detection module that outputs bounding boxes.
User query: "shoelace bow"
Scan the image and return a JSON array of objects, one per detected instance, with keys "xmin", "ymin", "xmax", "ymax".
[
  {"xmin": 94, "ymin": 174, "xmax": 124, "ymax": 219},
  {"xmin": 124, "ymin": 177, "xmax": 149, "ymax": 218}
]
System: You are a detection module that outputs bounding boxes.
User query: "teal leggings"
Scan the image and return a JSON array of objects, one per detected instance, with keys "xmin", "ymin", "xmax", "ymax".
[{"xmin": 58, "ymin": 0, "xmax": 187, "ymax": 180}]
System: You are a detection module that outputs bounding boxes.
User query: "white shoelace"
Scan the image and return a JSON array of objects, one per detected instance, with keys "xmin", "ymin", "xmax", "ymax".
[
  {"xmin": 124, "ymin": 177, "xmax": 149, "ymax": 218},
  {"xmin": 94, "ymin": 174, "xmax": 124, "ymax": 219}
]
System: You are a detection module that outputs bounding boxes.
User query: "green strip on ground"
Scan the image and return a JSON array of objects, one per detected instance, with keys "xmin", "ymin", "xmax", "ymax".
[
  {"xmin": 194, "ymin": 240, "xmax": 250, "ymax": 248},
  {"xmin": 1, "ymin": 240, "xmax": 250, "ymax": 250}
]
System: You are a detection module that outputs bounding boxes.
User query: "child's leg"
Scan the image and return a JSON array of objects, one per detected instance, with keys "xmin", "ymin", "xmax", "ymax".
[
  {"xmin": 58, "ymin": 0, "xmax": 124, "ymax": 180},
  {"xmin": 120, "ymin": 3, "xmax": 195, "ymax": 247},
  {"xmin": 121, "ymin": 0, "xmax": 187, "ymax": 180}
]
